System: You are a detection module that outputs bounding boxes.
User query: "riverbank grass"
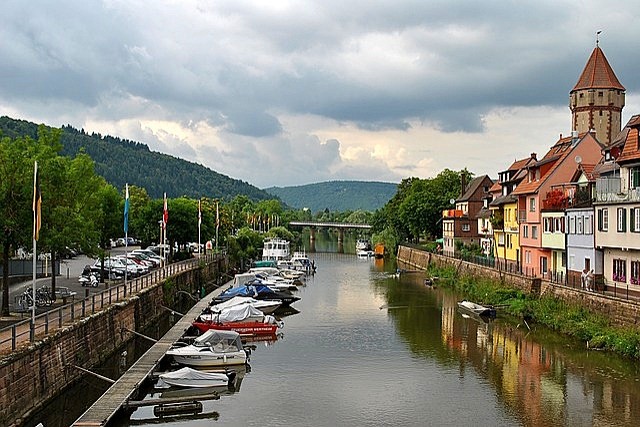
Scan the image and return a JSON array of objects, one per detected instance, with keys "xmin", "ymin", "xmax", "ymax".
[{"xmin": 427, "ymin": 264, "xmax": 640, "ymax": 359}]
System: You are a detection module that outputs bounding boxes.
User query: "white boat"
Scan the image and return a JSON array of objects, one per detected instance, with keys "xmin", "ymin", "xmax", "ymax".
[
  {"xmin": 156, "ymin": 367, "xmax": 233, "ymax": 388},
  {"xmin": 198, "ymin": 304, "xmax": 280, "ymax": 326},
  {"xmin": 262, "ymin": 238, "xmax": 290, "ymax": 262},
  {"xmin": 356, "ymin": 239, "xmax": 372, "ymax": 251},
  {"xmin": 166, "ymin": 330, "xmax": 248, "ymax": 367},
  {"xmin": 357, "ymin": 250, "xmax": 374, "ymax": 258},
  {"xmin": 209, "ymin": 295, "xmax": 282, "ymax": 314},
  {"xmin": 290, "ymin": 250, "xmax": 315, "ymax": 272},
  {"xmin": 457, "ymin": 300, "xmax": 496, "ymax": 318}
]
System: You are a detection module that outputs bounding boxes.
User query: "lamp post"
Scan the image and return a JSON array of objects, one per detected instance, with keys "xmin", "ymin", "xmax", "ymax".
[{"xmin": 158, "ymin": 220, "xmax": 164, "ymax": 268}]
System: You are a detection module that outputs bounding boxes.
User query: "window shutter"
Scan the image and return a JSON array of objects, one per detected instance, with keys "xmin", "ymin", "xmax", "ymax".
[
  {"xmin": 623, "ymin": 208, "xmax": 627, "ymax": 232},
  {"xmin": 597, "ymin": 209, "xmax": 603, "ymax": 231},
  {"xmin": 632, "ymin": 208, "xmax": 636, "ymax": 232}
]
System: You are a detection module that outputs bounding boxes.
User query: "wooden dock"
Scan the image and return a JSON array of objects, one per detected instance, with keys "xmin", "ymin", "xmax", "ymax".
[{"xmin": 72, "ymin": 285, "xmax": 226, "ymax": 426}]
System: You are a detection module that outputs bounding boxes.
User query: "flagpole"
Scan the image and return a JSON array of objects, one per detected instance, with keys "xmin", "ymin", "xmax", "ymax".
[
  {"xmin": 215, "ymin": 200, "xmax": 219, "ymax": 253},
  {"xmin": 31, "ymin": 161, "xmax": 38, "ymax": 331},
  {"xmin": 198, "ymin": 199, "xmax": 202, "ymax": 258},
  {"xmin": 124, "ymin": 184, "xmax": 129, "ymax": 290}
]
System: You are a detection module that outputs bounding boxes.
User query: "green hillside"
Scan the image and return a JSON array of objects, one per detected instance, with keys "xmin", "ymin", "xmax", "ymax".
[
  {"xmin": 265, "ymin": 181, "xmax": 397, "ymax": 212},
  {"xmin": 0, "ymin": 116, "xmax": 272, "ymax": 200}
]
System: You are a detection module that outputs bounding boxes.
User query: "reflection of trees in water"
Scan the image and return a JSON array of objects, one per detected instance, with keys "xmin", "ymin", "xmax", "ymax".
[{"xmin": 382, "ymin": 275, "xmax": 640, "ymax": 427}]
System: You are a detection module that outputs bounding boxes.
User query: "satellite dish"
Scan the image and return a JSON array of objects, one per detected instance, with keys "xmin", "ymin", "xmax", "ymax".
[
  {"xmin": 575, "ymin": 155, "xmax": 582, "ymax": 164},
  {"xmin": 449, "ymin": 198, "xmax": 456, "ymax": 205}
]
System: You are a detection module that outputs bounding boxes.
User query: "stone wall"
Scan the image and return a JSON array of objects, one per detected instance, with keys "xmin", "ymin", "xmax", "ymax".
[
  {"xmin": 397, "ymin": 245, "xmax": 640, "ymax": 329},
  {"xmin": 0, "ymin": 265, "xmax": 216, "ymax": 427}
]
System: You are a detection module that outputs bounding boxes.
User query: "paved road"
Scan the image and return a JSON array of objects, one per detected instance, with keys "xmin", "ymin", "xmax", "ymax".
[{"xmin": 1, "ymin": 247, "xmax": 142, "ymax": 319}]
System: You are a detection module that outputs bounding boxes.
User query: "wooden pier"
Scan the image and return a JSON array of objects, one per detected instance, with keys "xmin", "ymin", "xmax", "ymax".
[{"xmin": 72, "ymin": 285, "xmax": 225, "ymax": 426}]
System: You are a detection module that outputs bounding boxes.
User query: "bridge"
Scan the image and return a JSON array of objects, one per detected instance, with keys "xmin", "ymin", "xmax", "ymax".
[{"xmin": 288, "ymin": 221, "xmax": 372, "ymax": 252}]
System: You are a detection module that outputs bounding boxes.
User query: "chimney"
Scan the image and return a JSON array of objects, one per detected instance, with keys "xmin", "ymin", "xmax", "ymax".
[
  {"xmin": 531, "ymin": 152, "xmax": 537, "ymax": 161},
  {"xmin": 460, "ymin": 174, "xmax": 466, "ymax": 197},
  {"xmin": 571, "ymin": 130, "xmax": 579, "ymax": 145}
]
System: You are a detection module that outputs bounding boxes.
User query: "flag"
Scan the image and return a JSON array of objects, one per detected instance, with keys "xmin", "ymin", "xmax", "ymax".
[
  {"xmin": 32, "ymin": 161, "xmax": 41, "ymax": 241},
  {"xmin": 124, "ymin": 184, "xmax": 130, "ymax": 233},
  {"xmin": 216, "ymin": 201, "xmax": 219, "ymax": 228},
  {"xmin": 163, "ymin": 192, "xmax": 168, "ymax": 228},
  {"xmin": 198, "ymin": 199, "xmax": 202, "ymax": 226}
]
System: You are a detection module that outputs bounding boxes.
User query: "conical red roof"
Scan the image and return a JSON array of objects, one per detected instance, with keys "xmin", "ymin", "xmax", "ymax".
[{"xmin": 572, "ymin": 46, "xmax": 624, "ymax": 91}]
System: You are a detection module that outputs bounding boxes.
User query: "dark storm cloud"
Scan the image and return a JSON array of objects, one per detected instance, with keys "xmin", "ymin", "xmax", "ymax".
[{"xmin": 1, "ymin": 0, "xmax": 639, "ymax": 186}]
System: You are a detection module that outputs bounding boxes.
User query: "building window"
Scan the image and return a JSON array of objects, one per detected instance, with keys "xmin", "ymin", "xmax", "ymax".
[
  {"xmin": 569, "ymin": 216, "xmax": 576, "ymax": 234},
  {"xmin": 498, "ymin": 233, "xmax": 505, "ymax": 245},
  {"xmin": 462, "ymin": 224, "xmax": 470, "ymax": 232},
  {"xmin": 617, "ymin": 208, "xmax": 627, "ymax": 232},
  {"xmin": 555, "ymin": 217, "xmax": 564, "ymax": 233},
  {"xmin": 631, "ymin": 167, "xmax": 640, "ymax": 189},
  {"xmin": 577, "ymin": 216, "xmax": 583, "ymax": 234},
  {"xmin": 529, "ymin": 197, "xmax": 536, "ymax": 212},
  {"xmin": 532, "ymin": 225, "xmax": 538, "ymax": 239},
  {"xmin": 584, "ymin": 215, "xmax": 592, "ymax": 234},
  {"xmin": 613, "ymin": 259, "xmax": 627, "ymax": 282},
  {"xmin": 525, "ymin": 251, "xmax": 531, "ymax": 264},
  {"xmin": 523, "ymin": 225, "xmax": 529, "ymax": 238},
  {"xmin": 544, "ymin": 218, "xmax": 552, "ymax": 233},
  {"xmin": 597, "ymin": 208, "xmax": 608, "ymax": 231},
  {"xmin": 631, "ymin": 261, "xmax": 640, "ymax": 285},
  {"xmin": 632, "ymin": 208, "xmax": 640, "ymax": 232}
]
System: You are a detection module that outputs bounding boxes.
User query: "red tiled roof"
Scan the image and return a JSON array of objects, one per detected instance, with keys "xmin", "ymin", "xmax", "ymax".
[
  {"xmin": 512, "ymin": 136, "xmax": 576, "ymax": 195},
  {"xmin": 617, "ymin": 126, "xmax": 640, "ymax": 164},
  {"xmin": 572, "ymin": 46, "xmax": 625, "ymax": 91},
  {"xmin": 508, "ymin": 157, "xmax": 532, "ymax": 171}
]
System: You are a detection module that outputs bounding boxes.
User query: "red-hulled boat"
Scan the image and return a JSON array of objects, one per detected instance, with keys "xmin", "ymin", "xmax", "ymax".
[
  {"xmin": 193, "ymin": 304, "xmax": 283, "ymax": 336},
  {"xmin": 192, "ymin": 319, "xmax": 281, "ymax": 336}
]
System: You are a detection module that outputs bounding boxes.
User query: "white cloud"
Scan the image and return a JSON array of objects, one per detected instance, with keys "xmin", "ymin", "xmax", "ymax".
[{"xmin": 0, "ymin": 1, "xmax": 639, "ymax": 188}]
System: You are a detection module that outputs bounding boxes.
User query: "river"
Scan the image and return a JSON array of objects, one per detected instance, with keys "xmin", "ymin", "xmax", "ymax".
[
  {"xmin": 121, "ymin": 240, "xmax": 638, "ymax": 426},
  {"xmin": 25, "ymin": 233, "xmax": 640, "ymax": 426}
]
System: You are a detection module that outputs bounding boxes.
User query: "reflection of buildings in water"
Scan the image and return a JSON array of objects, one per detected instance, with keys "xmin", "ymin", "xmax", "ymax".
[{"xmin": 438, "ymin": 300, "xmax": 640, "ymax": 426}]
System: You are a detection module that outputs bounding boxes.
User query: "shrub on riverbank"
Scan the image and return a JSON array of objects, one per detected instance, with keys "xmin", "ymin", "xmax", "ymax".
[{"xmin": 426, "ymin": 264, "xmax": 640, "ymax": 359}]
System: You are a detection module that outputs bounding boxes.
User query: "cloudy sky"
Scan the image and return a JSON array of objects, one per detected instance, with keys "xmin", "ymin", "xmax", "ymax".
[{"xmin": 1, "ymin": 1, "xmax": 639, "ymax": 188}]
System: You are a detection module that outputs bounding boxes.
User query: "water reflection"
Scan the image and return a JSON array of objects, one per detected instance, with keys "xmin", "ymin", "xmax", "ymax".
[{"xmin": 383, "ymin": 268, "xmax": 640, "ymax": 427}]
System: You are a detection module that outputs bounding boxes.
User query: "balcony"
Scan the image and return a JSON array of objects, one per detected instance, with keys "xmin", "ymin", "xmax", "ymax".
[{"xmin": 595, "ymin": 177, "xmax": 640, "ymax": 203}]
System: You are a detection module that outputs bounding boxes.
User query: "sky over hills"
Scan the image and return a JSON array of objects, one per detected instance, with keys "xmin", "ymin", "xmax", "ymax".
[{"xmin": 1, "ymin": 1, "xmax": 639, "ymax": 188}]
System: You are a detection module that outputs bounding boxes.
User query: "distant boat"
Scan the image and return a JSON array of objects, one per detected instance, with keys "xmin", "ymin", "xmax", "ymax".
[
  {"xmin": 356, "ymin": 239, "xmax": 371, "ymax": 251},
  {"xmin": 457, "ymin": 300, "xmax": 496, "ymax": 318}
]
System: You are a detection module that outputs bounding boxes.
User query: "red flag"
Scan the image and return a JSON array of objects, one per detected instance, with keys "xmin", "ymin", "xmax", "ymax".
[{"xmin": 163, "ymin": 192, "xmax": 168, "ymax": 228}]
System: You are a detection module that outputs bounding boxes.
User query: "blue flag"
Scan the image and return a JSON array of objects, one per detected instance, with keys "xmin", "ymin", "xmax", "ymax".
[{"xmin": 124, "ymin": 183, "xmax": 129, "ymax": 233}]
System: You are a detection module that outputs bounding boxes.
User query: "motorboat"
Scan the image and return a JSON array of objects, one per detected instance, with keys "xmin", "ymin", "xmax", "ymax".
[
  {"xmin": 209, "ymin": 295, "xmax": 282, "ymax": 314},
  {"xmin": 194, "ymin": 304, "xmax": 284, "ymax": 336},
  {"xmin": 357, "ymin": 250, "xmax": 374, "ymax": 258},
  {"xmin": 156, "ymin": 367, "xmax": 235, "ymax": 388},
  {"xmin": 166, "ymin": 330, "xmax": 248, "ymax": 367},
  {"xmin": 457, "ymin": 300, "xmax": 496, "ymax": 318},
  {"xmin": 290, "ymin": 250, "xmax": 315, "ymax": 273},
  {"xmin": 356, "ymin": 239, "xmax": 372, "ymax": 251},
  {"xmin": 212, "ymin": 284, "xmax": 300, "ymax": 307}
]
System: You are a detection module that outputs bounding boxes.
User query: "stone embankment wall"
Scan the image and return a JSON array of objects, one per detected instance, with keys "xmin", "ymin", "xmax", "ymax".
[
  {"xmin": 397, "ymin": 245, "xmax": 640, "ymax": 329},
  {"xmin": 0, "ymin": 263, "xmax": 217, "ymax": 427}
]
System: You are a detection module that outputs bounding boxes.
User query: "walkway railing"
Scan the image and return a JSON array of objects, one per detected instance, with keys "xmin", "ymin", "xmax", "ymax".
[
  {"xmin": 439, "ymin": 251, "xmax": 640, "ymax": 302},
  {"xmin": 0, "ymin": 254, "xmax": 216, "ymax": 353}
]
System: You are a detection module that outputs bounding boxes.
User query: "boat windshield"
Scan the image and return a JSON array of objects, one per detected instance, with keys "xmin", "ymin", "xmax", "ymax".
[{"xmin": 194, "ymin": 330, "xmax": 243, "ymax": 351}]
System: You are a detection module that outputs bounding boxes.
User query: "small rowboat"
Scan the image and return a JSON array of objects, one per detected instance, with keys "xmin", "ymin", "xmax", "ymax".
[{"xmin": 457, "ymin": 300, "xmax": 496, "ymax": 318}]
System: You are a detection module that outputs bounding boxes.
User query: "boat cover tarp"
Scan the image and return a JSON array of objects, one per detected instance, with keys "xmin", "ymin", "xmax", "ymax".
[
  {"xmin": 200, "ymin": 304, "xmax": 265, "ymax": 323},
  {"xmin": 158, "ymin": 366, "xmax": 229, "ymax": 382},
  {"xmin": 194, "ymin": 329, "xmax": 243, "ymax": 349},
  {"xmin": 210, "ymin": 296, "xmax": 281, "ymax": 313}
]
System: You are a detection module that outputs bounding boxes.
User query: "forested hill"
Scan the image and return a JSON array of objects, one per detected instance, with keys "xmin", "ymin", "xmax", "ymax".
[
  {"xmin": 0, "ymin": 116, "xmax": 272, "ymax": 200},
  {"xmin": 265, "ymin": 181, "xmax": 397, "ymax": 212}
]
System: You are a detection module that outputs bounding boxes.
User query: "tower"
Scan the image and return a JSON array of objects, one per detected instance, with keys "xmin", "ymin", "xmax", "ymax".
[{"xmin": 569, "ymin": 43, "xmax": 625, "ymax": 146}]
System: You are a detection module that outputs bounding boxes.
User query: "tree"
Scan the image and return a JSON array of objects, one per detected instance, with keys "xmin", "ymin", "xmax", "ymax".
[{"xmin": 0, "ymin": 135, "xmax": 34, "ymax": 315}]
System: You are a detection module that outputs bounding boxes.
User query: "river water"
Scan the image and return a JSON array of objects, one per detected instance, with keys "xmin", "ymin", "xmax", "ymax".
[
  {"xmin": 25, "ymin": 234, "xmax": 640, "ymax": 427},
  {"xmin": 118, "ymin": 245, "xmax": 639, "ymax": 426}
]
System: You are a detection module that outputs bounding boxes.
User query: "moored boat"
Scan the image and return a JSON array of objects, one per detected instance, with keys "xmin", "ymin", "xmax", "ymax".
[
  {"xmin": 166, "ymin": 329, "xmax": 248, "ymax": 367},
  {"xmin": 209, "ymin": 295, "xmax": 282, "ymax": 315},
  {"xmin": 212, "ymin": 284, "xmax": 300, "ymax": 307},
  {"xmin": 156, "ymin": 367, "xmax": 234, "ymax": 388},
  {"xmin": 194, "ymin": 304, "xmax": 284, "ymax": 336},
  {"xmin": 457, "ymin": 300, "xmax": 496, "ymax": 318}
]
